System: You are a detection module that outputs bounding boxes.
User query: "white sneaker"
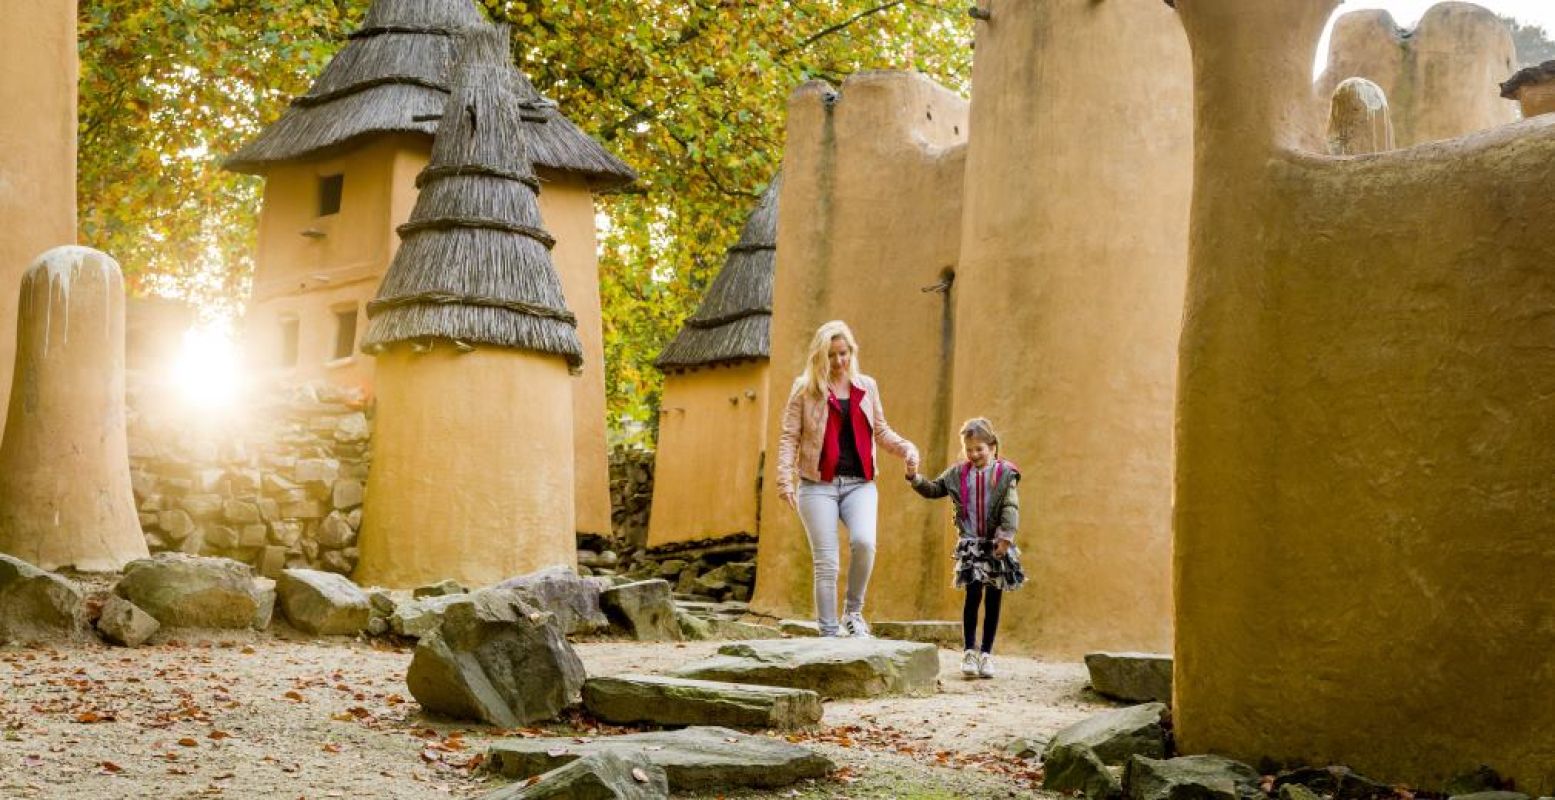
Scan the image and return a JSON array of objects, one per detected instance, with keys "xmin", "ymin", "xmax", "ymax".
[
  {"xmin": 978, "ymin": 652, "xmax": 995, "ymax": 679},
  {"xmin": 961, "ymin": 649, "xmax": 979, "ymax": 677},
  {"xmin": 842, "ymin": 612, "xmax": 871, "ymax": 638}
]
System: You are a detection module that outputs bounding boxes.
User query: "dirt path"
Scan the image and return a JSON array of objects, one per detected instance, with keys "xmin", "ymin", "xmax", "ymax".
[{"xmin": 0, "ymin": 632, "xmax": 1108, "ymax": 799}]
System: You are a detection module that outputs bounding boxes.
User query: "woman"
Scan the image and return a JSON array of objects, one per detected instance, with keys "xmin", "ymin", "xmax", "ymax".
[{"xmin": 777, "ymin": 320, "xmax": 919, "ymax": 637}]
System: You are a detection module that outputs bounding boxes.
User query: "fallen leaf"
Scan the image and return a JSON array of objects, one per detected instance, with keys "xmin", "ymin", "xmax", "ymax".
[
  {"xmin": 177, "ymin": 737, "xmax": 199, "ymax": 747},
  {"xmin": 208, "ymin": 730, "xmax": 231, "ymax": 740},
  {"xmin": 283, "ymin": 691, "xmax": 304, "ymax": 702},
  {"xmin": 322, "ymin": 743, "xmax": 342, "ymax": 753},
  {"xmin": 99, "ymin": 761, "xmax": 123, "ymax": 774}
]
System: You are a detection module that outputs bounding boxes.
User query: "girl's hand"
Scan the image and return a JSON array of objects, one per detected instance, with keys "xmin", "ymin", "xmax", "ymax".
[
  {"xmin": 780, "ymin": 489, "xmax": 797, "ymax": 511},
  {"xmin": 994, "ymin": 540, "xmax": 1011, "ymax": 558}
]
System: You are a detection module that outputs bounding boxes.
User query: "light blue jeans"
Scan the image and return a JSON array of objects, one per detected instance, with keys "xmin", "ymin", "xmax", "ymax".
[{"xmin": 796, "ymin": 477, "xmax": 879, "ymax": 635}]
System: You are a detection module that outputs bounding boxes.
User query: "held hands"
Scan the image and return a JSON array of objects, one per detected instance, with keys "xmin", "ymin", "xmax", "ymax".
[
  {"xmin": 904, "ymin": 448, "xmax": 921, "ymax": 480},
  {"xmin": 994, "ymin": 539, "xmax": 1011, "ymax": 558}
]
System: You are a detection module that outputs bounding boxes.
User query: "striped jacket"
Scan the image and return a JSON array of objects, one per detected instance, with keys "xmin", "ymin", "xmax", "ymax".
[{"xmin": 910, "ymin": 459, "xmax": 1021, "ymax": 543}]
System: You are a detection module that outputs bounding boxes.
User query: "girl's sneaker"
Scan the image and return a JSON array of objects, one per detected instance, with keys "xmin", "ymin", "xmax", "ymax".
[
  {"xmin": 978, "ymin": 652, "xmax": 996, "ymax": 679},
  {"xmin": 961, "ymin": 649, "xmax": 979, "ymax": 677}
]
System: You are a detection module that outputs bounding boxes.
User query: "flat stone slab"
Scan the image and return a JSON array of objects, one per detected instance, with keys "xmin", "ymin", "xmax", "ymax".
[
  {"xmin": 583, "ymin": 674, "xmax": 822, "ymax": 730},
  {"xmin": 480, "ymin": 751, "xmax": 667, "ymax": 799},
  {"xmin": 872, "ymin": 620, "xmax": 963, "ymax": 648},
  {"xmin": 485, "ymin": 726, "xmax": 833, "ymax": 791},
  {"xmin": 670, "ymin": 638, "xmax": 938, "ymax": 698},
  {"xmin": 778, "ymin": 620, "xmax": 820, "ymax": 637},
  {"xmin": 1085, "ymin": 652, "xmax": 1173, "ymax": 704}
]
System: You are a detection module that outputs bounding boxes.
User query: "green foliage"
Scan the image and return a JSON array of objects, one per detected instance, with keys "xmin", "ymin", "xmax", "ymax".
[
  {"xmin": 1501, "ymin": 15, "xmax": 1555, "ymax": 68},
  {"xmin": 77, "ymin": 0, "xmax": 971, "ymax": 440}
]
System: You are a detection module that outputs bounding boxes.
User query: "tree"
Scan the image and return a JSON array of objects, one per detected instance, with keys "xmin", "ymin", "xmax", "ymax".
[
  {"xmin": 77, "ymin": 1, "xmax": 972, "ymax": 440},
  {"xmin": 1501, "ymin": 15, "xmax": 1555, "ymax": 68}
]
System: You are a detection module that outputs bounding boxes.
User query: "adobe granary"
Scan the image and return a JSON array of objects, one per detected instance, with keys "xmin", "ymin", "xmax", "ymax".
[
  {"xmin": 1317, "ymin": 3, "xmax": 1519, "ymax": 148},
  {"xmin": 1502, "ymin": 60, "xmax": 1555, "ymax": 118},
  {"xmin": 649, "ymin": 173, "xmax": 781, "ymax": 550},
  {"xmin": 1172, "ymin": 0, "xmax": 1555, "ymax": 791},
  {"xmin": 224, "ymin": 0, "xmax": 632, "ymax": 544},
  {"xmin": 353, "ymin": 23, "xmax": 583, "ymax": 588}
]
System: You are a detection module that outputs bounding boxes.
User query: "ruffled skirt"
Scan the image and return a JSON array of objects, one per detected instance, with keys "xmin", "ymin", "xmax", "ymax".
[{"xmin": 952, "ymin": 537, "xmax": 1026, "ymax": 591}]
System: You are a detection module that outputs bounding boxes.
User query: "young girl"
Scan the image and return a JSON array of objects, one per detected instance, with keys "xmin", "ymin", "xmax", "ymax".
[{"xmin": 907, "ymin": 418, "xmax": 1026, "ymax": 678}]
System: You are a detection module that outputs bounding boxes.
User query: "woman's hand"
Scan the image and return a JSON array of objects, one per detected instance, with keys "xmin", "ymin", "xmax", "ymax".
[
  {"xmin": 904, "ymin": 447, "xmax": 920, "ymax": 476},
  {"xmin": 994, "ymin": 539, "xmax": 1011, "ymax": 558},
  {"xmin": 780, "ymin": 489, "xmax": 797, "ymax": 511}
]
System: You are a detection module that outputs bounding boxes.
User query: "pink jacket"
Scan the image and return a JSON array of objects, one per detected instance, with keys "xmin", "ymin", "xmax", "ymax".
[{"xmin": 776, "ymin": 374, "xmax": 917, "ymax": 496}]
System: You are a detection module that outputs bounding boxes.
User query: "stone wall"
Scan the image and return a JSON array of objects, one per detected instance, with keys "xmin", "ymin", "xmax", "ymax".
[
  {"xmin": 609, "ymin": 446, "xmax": 654, "ymax": 549},
  {"xmin": 126, "ymin": 376, "xmax": 371, "ymax": 579}
]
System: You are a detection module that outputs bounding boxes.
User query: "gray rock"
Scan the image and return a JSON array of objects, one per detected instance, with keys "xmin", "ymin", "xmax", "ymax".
[
  {"xmin": 1086, "ymin": 652, "xmax": 1173, "ymax": 704},
  {"xmin": 485, "ymin": 726, "xmax": 834, "ymax": 791},
  {"xmin": 115, "ymin": 553, "xmax": 269, "ymax": 629},
  {"xmin": 0, "ymin": 554, "xmax": 84, "ymax": 642},
  {"xmin": 368, "ymin": 590, "xmax": 398, "ymax": 616},
  {"xmin": 96, "ymin": 595, "xmax": 160, "ymax": 647},
  {"xmin": 366, "ymin": 616, "xmax": 390, "ymax": 636},
  {"xmin": 293, "ymin": 458, "xmax": 340, "ymax": 485},
  {"xmin": 206, "ymin": 526, "xmax": 240, "ymax": 550},
  {"xmin": 268, "ymin": 521, "xmax": 304, "ymax": 548},
  {"xmin": 599, "ymin": 580, "xmax": 680, "ymax": 641},
  {"xmin": 391, "ymin": 594, "xmax": 465, "ymax": 638},
  {"xmin": 413, "ymin": 579, "xmax": 466, "ymax": 599},
  {"xmin": 656, "ymin": 559, "xmax": 687, "ymax": 579},
  {"xmin": 159, "ymin": 509, "xmax": 195, "ymax": 539},
  {"xmin": 872, "ymin": 620, "xmax": 963, "ymax": 648},
  {"xmin": 676, "ymin": 610, "xmax": 713, "ymax": 641},
  {"xmin": 1046, "ymin": 743, "xmax": 1122, "ymax": 800},
  {"xmin": 1125, "ymin": 755, "xmax": 1261, "ymax": 800},
  {"xmin": 1274, "ymin": 766, "xmax": 1395, "ymax": 800},
  {"xmin": 481, "ymin": 750, "xmax": 667, "ymax": 799},
  {"xmin": 1046, "ymin": 703, "xmax": 1168, "ymax": 766},
  {"xmin": 331, "ymin": 480, "xmax": 363, "ymax": 511},
  {"xmin": 1004, "ymin": 736, "xmax": 1046, "ymax": 760},
  {"xmin": 1449, "ymin": 794, "xmax": 1529, "ymax": 800},
  {"xmin": 180, "ymin": 493, "xmax": 224, "ymax": 520},
  {"xmin": 316, "ymin": 512, "xmax": 356, "ymax": 548},
  {"xmin": 583, "ymin": 675, "xmax": 822, "ymax": 730},
  {"xmin": 699, "ymin": 618, "xmax": 784, "ymax": 641},
  {"xmin": 252, "ymin": 578, "xmax": 277, "ymax": 630},
  {"xmin": 334, "ymin": 412, "xmax": 370, "ymax": 443},
  {"xmin": 778, "ymin": 620, "xmax": 821, "ymax": 637},
  {"xmin": 223, "ymin": 500, "xmax": 262, "ymax": 525},
  {"xmin": 320, "ymin": 549, "xmax": 354, "ymax": 575},
  {"xmin": 672, "ymin": 638, "xmax": 938, "ymax": 698},
  {"xmin": 277, "ymin": 568, "xmax": 370, "ymax": 635},
  {"xmin": 406, "ymin": 589, "xmax": 585, "ymax": 726},
  {"xmin": 240, "ymin": 525, "xmax": 269, "ymax": 548},
  {"xmin": 1445, "ymin": 768, "xmax": 1507, "ymax": 797},
  {"xmin": 1279, "ymin": 785, "xmax": 1324, "ymax": 800},
  {"xmin": 494, "ymin": 566, "xmax": 609, "ymax": 635}
]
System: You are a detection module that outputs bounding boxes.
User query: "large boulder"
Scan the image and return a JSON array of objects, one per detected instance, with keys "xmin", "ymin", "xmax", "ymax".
[
  {"xmin": 1085, "ymin": 652, "xmax": 1173, "ymax": 704},
  {"xmin": 599, "ymin": 580, "xmax": 679, "ymax": 641},
  {"xmin": 481, "ymin": 751, "xmax": 667, "ymax": 799},
  {"xmin": 493, "ymin": 566, "xmax": 609, "ymax": 635},
  {"xmin": 0, "ymin": 554, "xmax": 85, "ymax": 642},
  {"xmin": 1044, "ymin": 704, "xmax": 1167, "ymax": 798},
  {"xmin": 583, "ymin": 675, "xmax": 822, "ymax": 730},
  {"xmin": 95, "ymin": 594, "xmax": 160, "ymax": 647},
  {"xmin": 1125, "ymin": 755, "xmax": 1262, "ymax": 800},
  {"xmin": 114, "ymin": 553, "xmax": 271, "ymax": 629},
  {"xmin": 390, "ymin": 593, "xmax": 465, "ymax": 639},
  {"xmin": 485, "ymin": 726, "xmax": 834, "ymax": 791},
  {"xmin": 406, "ymin": 589, "xmax": 585, "ymax": 726},
  {"xmin": 1047, "ymin": 703, "xmax": 1169, "ymax": 766},
  {"xmin": 671, "ymin": 639, "xmax": 938, "ymax": 698},
  {"xmin": 277, "ymin": 568, "xmax": 370, "ymax": 635},
  {"xmin": 872, "ymin": 620, "xmax": 963, "ymax": 648}
]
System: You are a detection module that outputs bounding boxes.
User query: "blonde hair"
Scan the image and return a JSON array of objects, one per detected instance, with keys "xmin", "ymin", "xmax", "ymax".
[
  {"xmin": 799, "ymin": 320, "xmax": 860, "ymax": 398},
  {"xmin": 960, "ymin": 417, "xmax": 999, "ymax": 456}
]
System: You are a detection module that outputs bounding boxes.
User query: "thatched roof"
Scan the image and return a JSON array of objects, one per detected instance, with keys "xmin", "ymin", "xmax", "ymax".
[
  {"xmin": 655, "ymin": 173, "xmax": 781, "ymax": 371},
  {"xmin": 361, "ymin": 23, "xmax": 583, "ymax": 367},
  {"xmin": 1502, "ymin": 60, "xmax": 1555, "ymax": 99},
  {"xmin": 224, "ymin": 0, "xmax": 635, "ymax": 189}
]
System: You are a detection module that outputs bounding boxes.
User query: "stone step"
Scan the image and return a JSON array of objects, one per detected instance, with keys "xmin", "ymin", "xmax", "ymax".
[
  {"xmin": 1085, "ymin": 652, "xmax": 1173, "ymax": 704},
  {"xmin": 479, "ymin": 751, "xmax": 666, "ymax": 799},
  {"xmin": 872, "ymin": 620, "xmax": 962, "ymax": 648},
  {"xmin": 485, "ymin": 726, "xmax": 833, "ymax": 791},
  {"xmin": 670, "ymin": 638, "xmax": 939, "ymax": 698},
  {"xmin": 583, "ymin": 674, "xmax": 822, "ymax": 730}
]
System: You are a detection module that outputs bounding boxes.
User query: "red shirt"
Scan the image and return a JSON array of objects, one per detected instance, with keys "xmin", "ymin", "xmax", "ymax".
[{"xmin": 818, "ymin": 383, "xmax": 875, "ymax": 481}]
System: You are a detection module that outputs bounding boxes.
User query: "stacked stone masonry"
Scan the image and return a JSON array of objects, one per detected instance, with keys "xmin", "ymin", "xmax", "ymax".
[{"xmin": 126, "ymin": 377, "xmax": 371, "ymax": 578}]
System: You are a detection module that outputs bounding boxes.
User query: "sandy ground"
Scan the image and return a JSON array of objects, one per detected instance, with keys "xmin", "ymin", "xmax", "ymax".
[{"xmin": 0, "ymin": 630, "xmax": 1111, "ymax": 799}]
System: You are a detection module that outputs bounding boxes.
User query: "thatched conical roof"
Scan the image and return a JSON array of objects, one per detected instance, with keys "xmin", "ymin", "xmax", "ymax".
[
  {"xmin": 655, "ymin": 173, "xmax": 781, "ymax": 370},
  {"xmin": 224, "ymin": 0, "xmax": 635, "ymax": 189},
  {"xmin": 361, "ymin": 23, "xmax": 582, "ymax": 367}
]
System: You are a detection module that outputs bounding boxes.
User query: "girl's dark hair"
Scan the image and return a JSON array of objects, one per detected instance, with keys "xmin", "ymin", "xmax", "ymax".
[{"xmin": 960, "ymin": 417, "xmax": 999, "ymax": 452}]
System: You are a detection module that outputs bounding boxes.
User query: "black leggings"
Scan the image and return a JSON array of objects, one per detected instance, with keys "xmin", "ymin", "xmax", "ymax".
[{"xmin": 962, "ymin": 582, "xmax": 1004, "ymax": 653}]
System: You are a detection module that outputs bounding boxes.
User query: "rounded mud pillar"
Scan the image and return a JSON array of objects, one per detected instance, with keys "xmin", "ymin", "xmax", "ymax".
[
  {"xmin": 355, "ymin": 346, "xmax": 575, "ymax": 588},
  {"xmin": 1328, "ymin": 78, "xmax": 1395, "ymax": 155},
  {"xmin": 949, "ymin": 0, "xmax": 1192, "ymax": 657},
  {"xmin": 0, "ymin": 246, "xmax": 148, "ymax": 571}
]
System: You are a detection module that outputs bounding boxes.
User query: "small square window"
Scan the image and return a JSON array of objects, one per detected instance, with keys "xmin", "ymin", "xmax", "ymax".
[
  {"xmin": 317, "ymin": 174, "xmax": 344, "ymax": 216},
  {"xmin": 333, "ymin": 307, "xmax": 358, "ymax": 360},
  {"xmin": 279, "ymin": 316, "xmax": 300, "ymax": 367}
]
